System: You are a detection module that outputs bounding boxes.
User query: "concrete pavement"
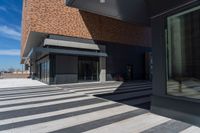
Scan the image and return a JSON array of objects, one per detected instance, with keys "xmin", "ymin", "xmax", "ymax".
[{"xmin": 0, "ymin": 80, "xmax": 199, "ymax": 133}]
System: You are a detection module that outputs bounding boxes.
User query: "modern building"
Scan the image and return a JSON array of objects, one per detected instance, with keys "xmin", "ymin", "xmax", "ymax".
[
  {"xmin": 149, "ymin": 0, "xmax": 200, "ymax": 127},
  {"xmin": 21, "ymin": 0, "xmax": 152, "ymax": 84},
  {"xmin": 21, "ymin": 0, "xmax": 200, "ymax": 127}
]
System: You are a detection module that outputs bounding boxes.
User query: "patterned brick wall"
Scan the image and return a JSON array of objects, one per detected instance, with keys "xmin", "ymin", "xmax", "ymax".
[{"xmin": 21, "ymin": 0, "xmax": 151, "ymax": 56}]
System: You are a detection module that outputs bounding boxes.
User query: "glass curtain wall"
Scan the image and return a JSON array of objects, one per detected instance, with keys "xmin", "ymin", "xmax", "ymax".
[
  {"xmin": 78, "ymin": 57, "xmax": 99, "ymax": 81},
  {"xmin": 166, "ymin": 6, "xmax": 200, "ymax": 99},
  {"xmin": 37, "ymin": 60, "xmax": 50, "ymax": 83}
]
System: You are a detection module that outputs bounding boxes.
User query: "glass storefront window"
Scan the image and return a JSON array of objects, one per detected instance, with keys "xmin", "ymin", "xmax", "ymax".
[
  {"xmin": 37, "ymin": 60, "xmax": 50, "ymax": 84},
  {"xmin": 78, "ymin": 57, "xmax": 99, "ymax": 81},
  {"xmin": 166, "ymin": 6, "xmax": 200, "ymax": 99}
]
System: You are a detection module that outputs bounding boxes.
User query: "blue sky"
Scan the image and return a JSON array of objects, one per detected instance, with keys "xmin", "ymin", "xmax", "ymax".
[{"xmin": 0, "ymin": 0, "xmax": 22, "ymax": 71}]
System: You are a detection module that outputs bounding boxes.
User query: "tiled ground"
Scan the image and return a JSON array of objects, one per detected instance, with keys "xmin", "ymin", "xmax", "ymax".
[{"xmin": 0, "ymin": 79, "xmax": 199, "ymax": 133}]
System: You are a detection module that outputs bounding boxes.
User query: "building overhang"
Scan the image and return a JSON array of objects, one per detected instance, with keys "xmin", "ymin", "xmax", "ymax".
[
  {"xmin": 21, "ymin": 32, "xmax": 107, "ymax": 64},
  {"xmin": 146, "ymin": 0, "xmax": 199, "ymax": 18},
  {"xmin": 21, "ymin": 32, "xmax": 48, "ymax": 64},
  {"xmin": 66, "ymin": 0, "xmax": 199, "ymax": 24},
  {"xmin": 66, "ymin": 0, "xmax": 149, "ymax": 25},
  {"xmin": 28, "ymin": 47, "xmax": 107, "ymax": 60},
  {"xmin": 43, "ymin": 38, "xmax": 105, "ymax": 51}
]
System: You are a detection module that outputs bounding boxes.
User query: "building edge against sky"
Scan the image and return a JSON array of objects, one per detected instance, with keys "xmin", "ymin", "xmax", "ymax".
[
  {"xmin": 21, "ymin": 0, "xmax": 152, "ymax": 84},
  {"xmin": 21, "ymin": 0, "xmax": 200, "ymax": 127}
]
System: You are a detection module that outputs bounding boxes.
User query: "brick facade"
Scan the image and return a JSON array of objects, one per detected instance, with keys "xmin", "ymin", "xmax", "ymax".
[{"xmin": 21, "ymin": 0, "xmax": 151, "ymax": 56}]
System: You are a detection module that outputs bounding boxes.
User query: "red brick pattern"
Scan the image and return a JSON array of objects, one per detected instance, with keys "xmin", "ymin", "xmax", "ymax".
[{"xmin": 21, "ymin": 0, "xmax": 151, "ymax": 56}]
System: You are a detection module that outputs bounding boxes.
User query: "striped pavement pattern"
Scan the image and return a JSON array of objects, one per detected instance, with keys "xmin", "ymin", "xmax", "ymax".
[
  {"xmin": 60, "ymin": 81, "xmax": 152, "ymax": 109},
  {"xmin": 0, "ymin": 81, "xmax": 199, "ymax": 133}
]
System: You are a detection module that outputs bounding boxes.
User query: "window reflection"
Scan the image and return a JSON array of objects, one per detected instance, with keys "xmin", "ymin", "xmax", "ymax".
[
  {"xmin": 167, "ymin": 6, "xmax": 200, "ymax": 99},
  {"xmin": 37, "ymin": 60, "xmax": 49, "ymax": 84},
  {"xmin": 78, "ymin": 57, "xmax": 99, "ymax": 81}
]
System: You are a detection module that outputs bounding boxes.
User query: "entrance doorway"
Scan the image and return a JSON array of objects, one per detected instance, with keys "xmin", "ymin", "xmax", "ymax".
[
  {"xmin": 127, "ymin": 65, "xmax": 133, "ymax": 81},
  {"xmin": 78, "ymin": 57, "xmax": 99, "ymax": 81},
  {"xmin": 37, "ymin": 60, "xmax": 49, "ymax": 83}
]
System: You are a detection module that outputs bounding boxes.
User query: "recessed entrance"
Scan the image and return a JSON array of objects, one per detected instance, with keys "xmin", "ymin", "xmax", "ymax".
[{"xmin": 78, "ymin": 57, "xmax": 99, "ymax": 82}]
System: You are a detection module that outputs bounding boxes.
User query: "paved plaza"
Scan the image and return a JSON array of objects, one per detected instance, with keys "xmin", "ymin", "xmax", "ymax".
[{"xmin": 0, "ymin": 79, "xmax": 199, "ymax": 133}]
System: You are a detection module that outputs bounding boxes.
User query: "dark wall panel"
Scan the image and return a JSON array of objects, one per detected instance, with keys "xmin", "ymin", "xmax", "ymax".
[
  {"xmin": 146, "ymin": 0, "xmax": 195, "ymax": 17},
  {"xmin": 56, "ymin": 55, "xmax": 78, "ymax": 74},
  {"xmin": 151, "ymin": 96, "xmax": 200, "ymax": 127},
  {"xmin": 151, "ymin": 1, "xmax": 200, "ymax": 126},
  {"xmin": 105, "ymin": 43, "xmax": 151, "ymax": 80},
  {"xmin": 151, "ymin": 17, "xmax": 166, "ymax": 96},
  {"xmin": 67, "ymin": 0, "xmax": 149, "ymax": 25}
]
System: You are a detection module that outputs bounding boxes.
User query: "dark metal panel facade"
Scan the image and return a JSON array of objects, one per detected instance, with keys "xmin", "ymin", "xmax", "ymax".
[
  {"xmin": 151, "ymin": 17, "xmax": 167, "ymax": 96},
  {"xmin": 30, "ymin": 47, "xmax": 108, "ymax": 58},
  {"xmin": 66, "ymin": 0, "xmax": 149, "ymax": 25},
  {"xmin": 151, "ymin": 1, "xmax": 200, "ymax": 126},
  {"xmin": 146, "ymin": 0, "xmax": 198, "ymax": 17},
  {"xmin": 66, "ymin": 0, "xmax": 198, "ymax": 25}
]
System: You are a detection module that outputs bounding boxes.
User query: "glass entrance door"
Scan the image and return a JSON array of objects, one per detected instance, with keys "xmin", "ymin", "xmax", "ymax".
[
  {"xmin": 37, "ymin": 60, "xmax": 49, "ymax": 84},
  {"xmin": 78, "ymin": 57, "xmax": 99, "ymax": 81}
]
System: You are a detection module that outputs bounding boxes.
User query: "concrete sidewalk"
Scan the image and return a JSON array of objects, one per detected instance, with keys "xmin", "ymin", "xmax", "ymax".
[
  {"xmin": 0, "ymin": 79, "xmax": 199, "ymax": 133},
  {"xmin": 0, "ymin": 79, "xmax": 46, "ymax": 89}
]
